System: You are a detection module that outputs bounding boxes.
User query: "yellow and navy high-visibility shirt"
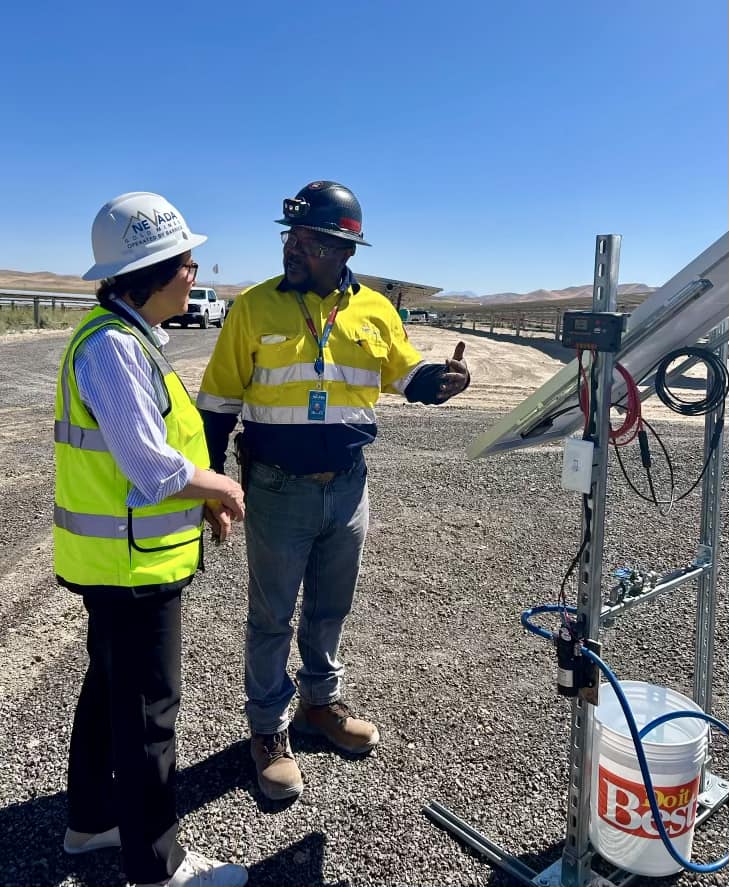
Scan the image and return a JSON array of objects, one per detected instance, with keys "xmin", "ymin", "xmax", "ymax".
[{"xmin": 197, "ymin": 269, "xmax": 429, "ymax": 474}]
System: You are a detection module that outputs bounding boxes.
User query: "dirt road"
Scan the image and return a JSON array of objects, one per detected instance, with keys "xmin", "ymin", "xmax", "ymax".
[{"xmin": 0, "ymin": 323, "xmax": 725, "ymax": 887}]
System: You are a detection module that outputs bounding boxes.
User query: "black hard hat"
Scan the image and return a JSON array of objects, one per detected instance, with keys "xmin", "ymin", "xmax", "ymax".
[{"xmin": 275, "ymin": 181, "xmax": 372, "ymax": 246}]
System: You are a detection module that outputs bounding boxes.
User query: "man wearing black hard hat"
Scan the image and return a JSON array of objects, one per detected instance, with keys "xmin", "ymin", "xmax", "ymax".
[{"xmin": 198, "ymin": 181, "xmax": 469, "ymax": 801}]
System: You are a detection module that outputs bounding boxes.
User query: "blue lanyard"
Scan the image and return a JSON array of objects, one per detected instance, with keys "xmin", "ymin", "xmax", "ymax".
[{"xmin": 295, "ymin": 291, "xmax": 344, "ymax": 377}]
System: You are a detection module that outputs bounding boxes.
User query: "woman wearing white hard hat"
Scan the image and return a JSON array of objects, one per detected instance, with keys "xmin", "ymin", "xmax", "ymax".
[{"xmin": 54, "ymin": 192, "xmax": 248, "ymax": 887}]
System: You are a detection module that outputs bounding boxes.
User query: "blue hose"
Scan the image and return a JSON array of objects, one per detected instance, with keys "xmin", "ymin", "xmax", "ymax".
[
  {"xmin": 521, "ymin": 605, "xmax": 729, "ymax": 873},
  {"xmin": 520, "ymin": 603, "xmax": 577, "ymax": 639}
]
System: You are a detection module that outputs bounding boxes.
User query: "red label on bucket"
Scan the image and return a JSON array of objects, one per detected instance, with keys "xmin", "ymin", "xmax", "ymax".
[{"xmin": 597, "ymin": 766, "xmax": 700, "ymax": 839}]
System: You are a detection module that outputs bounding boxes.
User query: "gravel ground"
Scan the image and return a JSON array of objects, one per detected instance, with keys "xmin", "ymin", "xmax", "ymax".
[{"xmin": 0, "ymin": 324, "xmax": 726, "ymax": 887}]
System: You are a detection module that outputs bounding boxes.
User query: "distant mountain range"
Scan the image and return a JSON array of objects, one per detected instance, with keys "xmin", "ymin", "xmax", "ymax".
[
  {"xmin": 0, "ymin": 269, "xmax": 256, "ymax": 301},
  {"xmin": 0, "ymin": 269, "xmax": 654, "ymax": 306},
  {"xmin": 436, "ymin": 283, "xmax": 654, "ymax": 305}
]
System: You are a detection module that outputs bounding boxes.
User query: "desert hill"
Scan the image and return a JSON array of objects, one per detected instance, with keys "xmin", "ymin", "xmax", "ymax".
[
  {"xmin": 437, "ymin": 282, "xmax": 654, "ymax": 306},
  {"xmin": 0, "ymin": 269, "xmax": 249, "ymax": 301},
  {"xmin": 0, "ymin": 269, "xmax": 654, "ymax": 308}
]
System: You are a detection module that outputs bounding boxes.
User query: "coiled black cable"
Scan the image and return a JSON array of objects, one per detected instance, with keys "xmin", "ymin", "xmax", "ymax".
[
  {"xmin": 614, "ymin": 344, "xmax": 727, "ymax": 512},
  {"xmin": 654, "ymin": 346, "xmax": 729, "ymax": 416}
]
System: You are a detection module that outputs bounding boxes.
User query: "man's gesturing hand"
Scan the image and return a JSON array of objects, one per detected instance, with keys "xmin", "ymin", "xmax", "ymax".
[{"xmin": 436, "ymin": 341, "xmax": 469, "ymax": 402}]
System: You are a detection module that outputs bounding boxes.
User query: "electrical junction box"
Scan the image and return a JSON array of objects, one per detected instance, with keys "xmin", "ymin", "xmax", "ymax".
[
  {"xmin": 561, "ymin": 437, "xmax": 594, "ymax": 494},
  {"xmin": 561, "ymin": 310, "xmax": 627, "ymax": 352}
]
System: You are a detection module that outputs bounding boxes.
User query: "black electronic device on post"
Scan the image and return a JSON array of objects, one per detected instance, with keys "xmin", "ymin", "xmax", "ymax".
[{"xmin": 562, "ymin": 310, "xmax": 627, "ymax": 352}]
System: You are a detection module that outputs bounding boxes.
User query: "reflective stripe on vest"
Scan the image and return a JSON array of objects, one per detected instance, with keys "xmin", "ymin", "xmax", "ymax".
[
  {"xmin": 54, "ymin": 503, "xmax": 204, "ymax": 539},
  {"xmin": 54, "ymin": 420, "xmax": 108, "ymax": 451}
]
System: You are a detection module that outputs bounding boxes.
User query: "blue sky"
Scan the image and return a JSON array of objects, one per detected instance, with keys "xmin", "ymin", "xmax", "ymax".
[{"xmin": 2, "ymin": 1, "xmax": 726, "ymax": 294}]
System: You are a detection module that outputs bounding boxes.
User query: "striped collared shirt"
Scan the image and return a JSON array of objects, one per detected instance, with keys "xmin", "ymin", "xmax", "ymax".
[{"xmin": 74, "ymin": 300, "xmax": 194, "ymax": 508}]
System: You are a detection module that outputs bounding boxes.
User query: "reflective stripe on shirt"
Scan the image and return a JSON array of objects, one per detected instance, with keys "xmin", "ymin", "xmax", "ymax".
[
  {"xmin": 241, "ymin": 403, "xmax": 377, "ymax": 425},
  {"xmin": 196, "ymin": 391, "xmax": 244, "ymax": 414},
  {"xmin": 390, "ymin": 360, "xmax": 427, "ymax": 394},
  {"xmin": 252, "ymin": 362, "xmax": 381, "ymax": 388}
]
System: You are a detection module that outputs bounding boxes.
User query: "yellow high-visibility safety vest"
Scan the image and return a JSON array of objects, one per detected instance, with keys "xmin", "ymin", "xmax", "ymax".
[
  {"xmin": 54, "ymin": 307, "xmax": 210, "ymax": 589},
  {"xmin": 197, "ymin": 275, "xmax": 425, "ymax": 420}
]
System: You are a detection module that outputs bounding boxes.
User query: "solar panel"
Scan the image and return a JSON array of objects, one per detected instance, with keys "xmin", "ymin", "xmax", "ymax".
[
  {"xmin": 467, "ymin": 232, "xmax": 729, "ymax": 459},
  {"xmin": 354, "ymin": 272, "xmax": 441, "ymax": 309}
]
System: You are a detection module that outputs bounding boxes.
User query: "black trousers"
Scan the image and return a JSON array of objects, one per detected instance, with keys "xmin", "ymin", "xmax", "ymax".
[{"xmin": 67, "ymin": 588, "xmax": 186, "ymax": 883}]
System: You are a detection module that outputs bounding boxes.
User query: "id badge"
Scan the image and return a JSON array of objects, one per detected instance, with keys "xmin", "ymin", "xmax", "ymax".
[{"xmin": 307, "ymin": 389, "xmax": 327, "ymax": 421}]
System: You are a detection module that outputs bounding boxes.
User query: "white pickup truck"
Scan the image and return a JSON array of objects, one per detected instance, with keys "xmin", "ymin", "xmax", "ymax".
[{"xmin": 166, "ymin": 287, "xmax": 226, "ymax": 329}]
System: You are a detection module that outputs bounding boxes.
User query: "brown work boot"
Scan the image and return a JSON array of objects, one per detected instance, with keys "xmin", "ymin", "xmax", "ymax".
[
  {"xmin": 250, "ymin": 729, "xmax": 303, "ymax": 801},
  {"xmin": 292, "ymin": 699, "xmax": 380, "ymax": 754}
]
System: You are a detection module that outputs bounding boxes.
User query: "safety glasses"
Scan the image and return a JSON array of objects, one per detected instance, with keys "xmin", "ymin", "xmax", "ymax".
[{"xmin": 280, "ymin": 231, "xmax": 346, "ymax": 259}]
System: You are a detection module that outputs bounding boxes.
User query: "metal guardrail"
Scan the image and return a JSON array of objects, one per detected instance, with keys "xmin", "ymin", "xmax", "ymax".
[
  {"xmin": 438, "ymin": 310, "xmax": 566, "ymax": 339},
  {"xmin": 0, "ymin": 289, "xmax": 96, "ymax": 328}
]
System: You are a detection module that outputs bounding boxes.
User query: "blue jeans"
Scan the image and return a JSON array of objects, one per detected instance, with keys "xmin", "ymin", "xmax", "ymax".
[{"xmin": 243, "ymin": 456, "xmax": 369, "ymax": 734}]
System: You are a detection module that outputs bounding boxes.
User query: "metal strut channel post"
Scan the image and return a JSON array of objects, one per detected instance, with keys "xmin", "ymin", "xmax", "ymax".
[
  {"xmin": 424, "ymin": 237, "xmax": 624, "ymax": 887},
  {"xmin": 559, "ymin": 235, "xmax": 621, "ymax": 887},
  {"xmin": 694, "ymin": 320, "xmax": 727, "ymax": 715},
  {"xmin": 695, "ymin": 320, "xmax": 728, "ymax": 807}
]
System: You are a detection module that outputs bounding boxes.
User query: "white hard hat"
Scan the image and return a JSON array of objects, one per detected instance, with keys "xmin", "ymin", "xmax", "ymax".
[{"xmin": 83, "ymin": 191, "xmax": 208, "ymax": 280}]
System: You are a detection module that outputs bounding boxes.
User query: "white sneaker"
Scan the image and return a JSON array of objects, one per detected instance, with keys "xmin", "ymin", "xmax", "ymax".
[
  {"xmin": 132, "ymin": 850, "xmax": 248, "ymax": 887},
  {"xmin": 63, "ymin": 826, "xmax": 121, "ymax": 854}
]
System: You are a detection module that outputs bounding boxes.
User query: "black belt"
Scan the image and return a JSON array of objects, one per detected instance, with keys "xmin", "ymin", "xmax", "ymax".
[{"xmin": 253, "ymin": 458, "xmax": 360, "ymax": 484}]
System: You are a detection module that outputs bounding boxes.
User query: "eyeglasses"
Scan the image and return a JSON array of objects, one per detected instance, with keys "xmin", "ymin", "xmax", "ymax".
[
  {"xmin": 280, "ymin": 230, "xmax": 346, "ymax": 258},
  {"xmin": 181, "ymin": 261, "xmax": 199, "ymax": 281}
]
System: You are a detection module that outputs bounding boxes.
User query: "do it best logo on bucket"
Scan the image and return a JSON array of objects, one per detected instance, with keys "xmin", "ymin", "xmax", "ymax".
[{"xmin": 597, "ymin": 766, "xmax": 699, "ymax": 839}]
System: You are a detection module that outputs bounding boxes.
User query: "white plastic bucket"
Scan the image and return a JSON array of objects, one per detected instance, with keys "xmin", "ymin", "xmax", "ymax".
[{"xmin": 589, "ymin": 680, "xmax": 708, "ymax": 877}]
